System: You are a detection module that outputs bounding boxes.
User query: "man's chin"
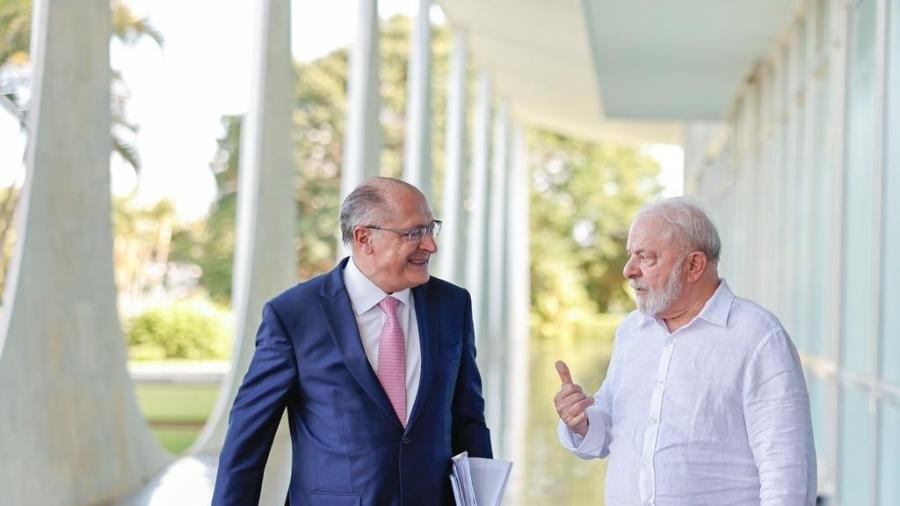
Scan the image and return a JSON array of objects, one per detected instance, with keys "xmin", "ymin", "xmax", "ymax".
[{"xmin": 406, "ymin": 265, "xmax": 431, "ymax": 286}]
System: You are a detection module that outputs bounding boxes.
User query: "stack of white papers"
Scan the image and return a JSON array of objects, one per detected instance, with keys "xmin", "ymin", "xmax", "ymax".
[{"xmin": 449, "ymin": 451, "xmax": 513, "ymax": 506}]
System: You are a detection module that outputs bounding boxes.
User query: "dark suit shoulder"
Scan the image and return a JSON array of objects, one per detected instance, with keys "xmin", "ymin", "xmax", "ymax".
[
  {"xmin": 268, "ymin": 270, "xmax": 330, "ymax": 311},
  {"xmin": 420, "ymin": 275, "xmax": 468, "ymax": 299}
]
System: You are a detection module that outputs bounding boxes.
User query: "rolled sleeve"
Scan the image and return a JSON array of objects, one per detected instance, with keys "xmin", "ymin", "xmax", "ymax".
[{"xmin": 743, "ymin": 329, "xmax": 817, "ymax": 505}]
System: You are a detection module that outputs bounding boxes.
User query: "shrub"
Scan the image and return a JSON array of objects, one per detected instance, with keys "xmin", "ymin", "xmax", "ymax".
[{"xmin": 126, "ymin": 300, "xmax": 233, "ymax": 360}]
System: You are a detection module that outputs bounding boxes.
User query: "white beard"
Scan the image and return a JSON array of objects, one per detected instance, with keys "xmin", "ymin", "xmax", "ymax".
[{"xmin": 634, "ymin": 256, "xmax": 685, "ymax": 316}]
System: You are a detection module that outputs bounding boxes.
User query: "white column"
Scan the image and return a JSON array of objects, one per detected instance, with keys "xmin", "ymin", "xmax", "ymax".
[
  {"xmin": 193, "ymin": 1, "xmax": 296, "ymax": 504},
  {"xmin": 402, "ymin": 0, "xmax": 433, "ymax": 202},
  {"xmin": 340, "ymin": 0, "xmax": 382, "ymax": 200},
  {"xmin": 0, "ymin": 0, "xmax": 169, "ymax": 504},
  {"xmin": 438, "ymin": 32, "xmax": 467, "ymax": 284},
  {"xmin": 505, "ymin": 124, "xmax": 530, "ymax": 500},
  {"xmin": 465, "ymin": 72, "xmax": 492, "ymax": 352},
  {"xmin": 485, "ymin": 102, "xmax": 510, "ymax": 452}
]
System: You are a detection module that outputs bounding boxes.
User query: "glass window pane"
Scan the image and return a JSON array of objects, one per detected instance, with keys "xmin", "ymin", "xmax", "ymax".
[
  {"xmin": 839, "ymin": 385, "xmax": 873, "ymax": 503},
  {"xmin": 879, "ymin": 402, "xmax": 900, "ymax": 506},
  {"xmin": 810, "ymin": 64, "xmax": 833, "ymax": 358},
  {"xmin": 815, "ymin": 0, "xmax": 830, "ymax": 56},
  {"xmin": 882, "ymin": 0, "xmax": 900, "ymax": 385},
  {"xmin": 807, "ymin": 374, "xmax": 830, "ymax": 479},
  {"xmin": 841, "ymin": 0, "xmax": 879, "ymax": 375},
  {"xmin": 792, "ymin": 92, "xmax": 811, "ymax": 353}
]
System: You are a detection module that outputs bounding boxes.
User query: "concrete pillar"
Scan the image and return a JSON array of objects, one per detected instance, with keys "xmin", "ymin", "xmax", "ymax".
[
  {"xmin": 438, "ymin": 32, "xmax": 467, "ymax": 284},
  {"xmin": 505, "ymin": 124, "xmax": 530, "ymax": 499},
  {"xmin": 340, "ymin": 0, "xmax": 382, "ymax": 200},
  {"xmin": 402, "ymin": 0, "xmax": 433, "ymax": 202},
  {"xmin": 485, "ymin": 102, "xmax": 510, "ymax": 453},
  {"xmin": 0, "ymin": 0, "xmax": 169, "ymax": 504},
  {"xmin": 192, "ymin": 1, "xmax": 296, "ymax": 504},
  {"xmin": 465, "ymin": 71, "xmax": 492, "ymax": 352}
]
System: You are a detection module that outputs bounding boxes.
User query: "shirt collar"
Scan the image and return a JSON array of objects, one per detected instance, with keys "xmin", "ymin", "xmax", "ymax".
[
  {"xmin": 633, "ymin": 279, "xmax": 734, "ymax": 329},
  {"xmin": 696, "ymin": 280, "xmax": 734, "ymax": 327},
  {"xmin": 343, "ymin": 257, "xmax": 411, "ymax": 315}
]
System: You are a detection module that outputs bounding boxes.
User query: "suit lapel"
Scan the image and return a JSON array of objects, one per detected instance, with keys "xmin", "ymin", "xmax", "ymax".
[
  {"xmin": 407, "ymin": 282, "xmax": 438, "ymax": 430},
  {"xmin": 320, "ymin": 259, "xmax": 402, "ymax": 429}
]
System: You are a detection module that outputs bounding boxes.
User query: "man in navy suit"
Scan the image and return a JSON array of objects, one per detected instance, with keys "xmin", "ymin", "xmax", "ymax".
[{"xmin": 212, "ymin": 177, "xmax": 492, "ymax": 505}]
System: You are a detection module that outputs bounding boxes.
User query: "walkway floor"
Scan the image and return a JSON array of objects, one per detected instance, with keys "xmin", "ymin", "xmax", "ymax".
[
  {"xmin": 117, "ymin": 362, "xmax": 227, "ymax": 505},
  {"xmin": 117, "ymin": 454, "xmax": 218, "ymax": 505}
]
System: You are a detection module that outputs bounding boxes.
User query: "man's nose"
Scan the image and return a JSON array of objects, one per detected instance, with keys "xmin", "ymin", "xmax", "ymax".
[
  {"xmin": 419, "ymin": 233, "xmax": 438, "ymax": 253},
  {"xmin": 623, "ymin": 257, "xmax": 639, "ymax": 279}
]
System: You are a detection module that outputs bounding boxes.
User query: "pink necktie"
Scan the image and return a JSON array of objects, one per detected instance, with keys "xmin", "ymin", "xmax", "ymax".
[{"xmin": 377, "ymin": 296, "xmax": 407, "ymax": 426}]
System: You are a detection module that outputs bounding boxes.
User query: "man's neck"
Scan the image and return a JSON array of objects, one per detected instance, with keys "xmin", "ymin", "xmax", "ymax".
[
  {"xmin": 661, "ymin": 278, "xmax": 720, "ymax": 333},
  {"xmin": 350, "ymin": 254, "xmax": 394, "ymax": 294}
]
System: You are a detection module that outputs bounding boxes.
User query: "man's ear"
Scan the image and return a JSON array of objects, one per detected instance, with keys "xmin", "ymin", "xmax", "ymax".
[
  {"xmin": 685, "ymin": 251, "xmax": 708, "ymax": 282},
  {"xmin": 353, "ymin": 226, "xmax": 374, "ymax": 254}
]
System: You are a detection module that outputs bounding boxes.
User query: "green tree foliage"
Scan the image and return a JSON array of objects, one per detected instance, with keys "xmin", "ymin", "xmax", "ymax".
[
  {"xmin": 113, "ymin": 197, "xmax": 178, "ymax": 303},
  {"xmin": 529, "ymin": 130, "xmax": 663, "ymax": 343},
  {"xmin": 173, "ymin": 14, "xmax": 662, "ymax": 337},
  {"xmin": 170, "ymin": 115, "xmax": 240, "ymax": 302},
  {"xmin": 0, "ymin": 0, "xmax": 162, "ymax": 168},
  {"xmin": 125, "ymin": 300, "xmax": 232, "ymax": 360},
  {"xmin": 0, "ymin": 0, "xmax": 30, "ymax": 72},
  {"xmin": 292, "ymin": 41, "xmax": 347, "ymax": 280},
  {"xmin": 0, "ymin": 0, "xmax": 162, "ymax": 300},
  {"xmin": 172, "ymin": 16, "xmax": 453, "ymax": 299}
]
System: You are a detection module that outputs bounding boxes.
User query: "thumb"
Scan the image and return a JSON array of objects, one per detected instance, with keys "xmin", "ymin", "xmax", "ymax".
[{"xmin": 555, "ymin": 360, "xmax": 573, "ymax": 385}]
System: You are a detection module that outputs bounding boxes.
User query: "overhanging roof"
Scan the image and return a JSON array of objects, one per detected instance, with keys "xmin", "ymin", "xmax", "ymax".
[{"xmin": 437, "ymin": 0, "xmax": 797, "ymax": 144}]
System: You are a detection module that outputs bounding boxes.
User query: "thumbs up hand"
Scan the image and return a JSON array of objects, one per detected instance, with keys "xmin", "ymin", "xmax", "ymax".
[{"xmin": 553, "ymin": 360, "xmax": 593, "ymax": 437}]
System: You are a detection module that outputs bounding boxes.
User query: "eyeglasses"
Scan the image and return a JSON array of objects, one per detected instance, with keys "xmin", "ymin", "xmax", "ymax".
[{"xmin": 363, "ymin": 220, "xmax": 442, "ymax": 244}]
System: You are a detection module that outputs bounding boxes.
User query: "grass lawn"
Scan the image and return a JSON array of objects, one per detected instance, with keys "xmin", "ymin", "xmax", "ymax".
[{"xmin": 134, "ymin": 383, "xmax": 220, "ymax": 454}]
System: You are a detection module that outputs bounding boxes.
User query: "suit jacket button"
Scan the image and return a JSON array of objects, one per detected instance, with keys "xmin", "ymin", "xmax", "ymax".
[{"xmin": 402, "ymin": 436, "xmax": 411, "ymax": 445}]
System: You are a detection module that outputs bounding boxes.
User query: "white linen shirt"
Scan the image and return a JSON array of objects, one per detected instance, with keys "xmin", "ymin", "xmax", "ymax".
[
  {"xmin": 559, "ymin": 281, "xmax": 816, "ymax": 505},
  {"xmin": 343, "ymin": 257, "xmax": 421, "ymax": 422}
]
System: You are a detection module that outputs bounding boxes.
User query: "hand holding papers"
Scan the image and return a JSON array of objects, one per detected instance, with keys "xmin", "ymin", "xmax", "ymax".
[{"xmin": 449, "ymin": 451, "xmax": 513, "ymax": 506}]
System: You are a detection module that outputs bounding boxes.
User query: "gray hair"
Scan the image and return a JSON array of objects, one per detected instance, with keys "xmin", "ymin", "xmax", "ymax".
[
  {"xmin": 635, "ymin": 197, "xmax": 721, "ymax": 262},
  {"xmin": 339, "ymin": 177, "xmax": 423, "ymax": 245}
]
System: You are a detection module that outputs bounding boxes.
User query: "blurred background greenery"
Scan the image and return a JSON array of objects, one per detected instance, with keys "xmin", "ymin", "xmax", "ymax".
[{"xmin": 0, "ymin": 3, "xmax": 662, "ymax": 503}]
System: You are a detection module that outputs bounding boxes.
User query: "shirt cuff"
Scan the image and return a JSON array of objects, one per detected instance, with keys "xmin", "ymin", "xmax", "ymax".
[{"xmin": 557, "ymin": 406, "xmax": 609, "ymax": 459}]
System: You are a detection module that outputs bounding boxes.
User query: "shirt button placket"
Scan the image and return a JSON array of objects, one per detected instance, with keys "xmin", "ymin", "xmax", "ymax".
[{"xmin": 641, "ymin": 338, "xmax": 675, "ymax": 505}]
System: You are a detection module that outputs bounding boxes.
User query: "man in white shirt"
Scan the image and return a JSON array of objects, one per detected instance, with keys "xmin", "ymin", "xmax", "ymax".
[{"xmin": 554, "ymin": 197, "xmax": 816, "ymax": 505}]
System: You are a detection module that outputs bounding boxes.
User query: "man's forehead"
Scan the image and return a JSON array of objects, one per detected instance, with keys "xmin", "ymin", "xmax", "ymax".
[
  {"xmin": 380, "ymin": 192, "xmax": 432, "ymax": 225},
  {"xmin": 629, "ymin": 215, "xmax": 665, "ymax": 236},
  {"xmin": 627, "ymin": 216, "xmax": 669, "ymax": 248}
]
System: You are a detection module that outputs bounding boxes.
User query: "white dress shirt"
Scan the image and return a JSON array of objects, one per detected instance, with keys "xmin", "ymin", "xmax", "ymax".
[
  {"xmin": 343, "ymin": 257, "xmax": 421, "ymax": 421},
  {"xmin": 559, "ymin": 281, "xmax": 816, "ymax": 505}
]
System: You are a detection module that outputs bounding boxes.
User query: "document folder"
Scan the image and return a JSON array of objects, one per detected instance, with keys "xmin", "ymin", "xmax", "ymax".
[{"xmin": 449, "ymin": 451, "xmax": 512, "ymax": 506}]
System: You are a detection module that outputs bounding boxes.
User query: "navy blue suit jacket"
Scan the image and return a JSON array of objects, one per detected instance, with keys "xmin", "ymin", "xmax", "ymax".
[{"xmin": 212, "ymin": 258, "xmax": 492, "ymax": 505}]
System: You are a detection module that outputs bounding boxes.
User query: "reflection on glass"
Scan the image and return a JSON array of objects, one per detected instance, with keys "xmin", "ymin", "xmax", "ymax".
[
  {"xmin": 879, "ymin": 403, "xmax": 900, "ymax": 506},
  {"xmin": 841, "ymin": 0, "xmax": 879, "ymax": 375},
  {"xmin": 839, "ymin": 385, "xmax": 873, "ymax": 503},
  {"xmin": 881, "ymin": 0, "xmax": 900, "ymax": 386}
]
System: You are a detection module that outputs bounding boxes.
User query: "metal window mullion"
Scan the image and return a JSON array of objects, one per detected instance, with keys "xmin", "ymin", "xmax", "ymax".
[
  {"xmin": 829, "ymin": 0, "xmax": 850, "ymax": 500},
  {"xmin": 872, "ymin": 0, "xmax": 889, "ymax": 500},
  {"xmin": 802, "ymin": 4, "xmax": 820, "ymax": 362}
]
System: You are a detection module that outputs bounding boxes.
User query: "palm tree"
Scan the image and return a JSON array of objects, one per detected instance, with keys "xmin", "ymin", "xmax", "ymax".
[{"xmin": 0, "ymin": 0, "xmax": 163, "ymax": 298}]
